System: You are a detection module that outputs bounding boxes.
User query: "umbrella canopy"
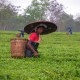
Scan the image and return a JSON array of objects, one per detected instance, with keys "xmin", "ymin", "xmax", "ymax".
[{"xmin": 24, "ymin": 21, "xmax": 57, "ymax": 35}]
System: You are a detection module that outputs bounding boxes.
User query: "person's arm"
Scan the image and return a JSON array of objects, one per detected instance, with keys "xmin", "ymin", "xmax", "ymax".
[
  {"xmin": 36, "ymin": 35, "xmax": 42, "ymax": 43},
  {"xmin": 27, "ymin": 41, "xmax": 39, "ymax": 57}
]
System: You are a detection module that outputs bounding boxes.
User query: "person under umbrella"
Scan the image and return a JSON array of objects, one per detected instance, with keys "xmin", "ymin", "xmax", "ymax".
[
  {"xmin": 24, "ymin": 21, "xmax": 57, "ymax": 58},
  {"xmin": 66, "ymin": 27, "xmax": 72, "ymax": 35},
  {"xmin": 18, "ymin": 30, "xmax": 24, "ymax": 37},
  {"xmin": 25, "ymin": 25, "xmax": 45, "ymax": 57}
]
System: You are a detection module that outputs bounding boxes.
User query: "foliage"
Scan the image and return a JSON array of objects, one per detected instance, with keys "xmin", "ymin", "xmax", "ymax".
[
  {"xmin": 48, "ymin": 0, "xmax": 64, "ymax": 23},
  {"xmin": 0, "ymin": 0, "xmax": 24, "ymax": 30},
  {"xmin": 0, "ymin": 31, "xmax": 80, "ymax": 80},
  {"xmin": 0, "ymin": 0, "xmax": 80, "ymax": 32},
  {"xmin": 23, "ymin": 0, "xmax": 64, "ymax": 23},
  {"xmin": 57, "ymin": 13, "xmax": 74, "ymax": 31},
  {"xmin": 23, "ymin": 0, "xmax": 49, "ymax": 23}
]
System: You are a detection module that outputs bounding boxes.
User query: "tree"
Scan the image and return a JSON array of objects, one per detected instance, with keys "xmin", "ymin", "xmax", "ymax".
[
  {"xmin": 74, "ymin": 16, "xmax": 80, "ymax": 32},
  {"xmin": 23, "ymin": 0, "xmax": 49, "ymax": 23},
  {"xmin": 0, "ymin": 0, "xmax": 18, "ymax": 19},
  {"xmin": 0, "ymin": 0, "xmax": 20, "ymax": 30},
  {"xmin": 47, "ymin": 0, "xmax": 64, "ymax": 23},
  {"xmin": 24, "ymin": 0, "xmax": 64, "ymax": 24},
  {"xmin": 57, "ymin": 13, "xmax": 75, "ymax": 31}
]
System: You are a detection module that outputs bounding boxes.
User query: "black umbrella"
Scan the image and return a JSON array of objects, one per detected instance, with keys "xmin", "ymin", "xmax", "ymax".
[{"xmin": 24, "ymin": 21, "xmax": 57, "ymax": 35}]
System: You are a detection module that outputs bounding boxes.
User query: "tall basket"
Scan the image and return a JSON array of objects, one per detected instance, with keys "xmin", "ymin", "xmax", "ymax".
[{"xmin": 11, "ymin": 38, "xmax": 27, "ymax": 58}]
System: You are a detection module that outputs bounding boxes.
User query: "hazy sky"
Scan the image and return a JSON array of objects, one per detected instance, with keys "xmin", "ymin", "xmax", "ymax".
[{"xmin": 8, "ymin": 0, "xmax": 80, "ymax": 16}]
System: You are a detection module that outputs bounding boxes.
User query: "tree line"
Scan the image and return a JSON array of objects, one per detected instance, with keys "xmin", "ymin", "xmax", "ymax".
[{"xmin": 0, "ymin": 0, "xmax": 80, "ymax": 32}]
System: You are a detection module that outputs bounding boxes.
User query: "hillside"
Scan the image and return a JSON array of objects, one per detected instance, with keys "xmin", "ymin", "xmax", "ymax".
[{"xmin": 0, "ymin": 31, "xmax": 80, "ymax": 80}]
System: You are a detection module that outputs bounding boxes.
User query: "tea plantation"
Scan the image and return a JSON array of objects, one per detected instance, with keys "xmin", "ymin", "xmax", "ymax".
[{"xmin": 0, "ymin": 31, "xmax": 80, "ymax": 80}]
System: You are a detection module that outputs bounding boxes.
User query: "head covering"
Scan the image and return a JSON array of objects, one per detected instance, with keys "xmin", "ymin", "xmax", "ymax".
[
  {"xmin": 34, "ymin": 24, "xmax": 47, "ymax": 32},
  {"xmin": 24, "ymin": 21, "xmax": 57, "ymax": 35}
]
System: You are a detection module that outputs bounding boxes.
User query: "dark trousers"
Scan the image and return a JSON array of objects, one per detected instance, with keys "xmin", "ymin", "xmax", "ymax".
[
  {"xmin": 25, "ymin": 49, "xmax": 34, "ymax": 57},
  {"xmin": 25, "ymin": 41, "xmax": 39, "ymax": 58}
]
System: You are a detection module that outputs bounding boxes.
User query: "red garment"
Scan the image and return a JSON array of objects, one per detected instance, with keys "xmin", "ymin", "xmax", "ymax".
[{"xmin": 29, "ymin": 32, "xmax": 39, "ymax": 42}]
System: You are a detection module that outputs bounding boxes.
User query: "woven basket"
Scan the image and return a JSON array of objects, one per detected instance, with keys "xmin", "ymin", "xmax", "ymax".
[{"xmin": 11, "ymin": 38, "xmax": 27, "ymax": 58}]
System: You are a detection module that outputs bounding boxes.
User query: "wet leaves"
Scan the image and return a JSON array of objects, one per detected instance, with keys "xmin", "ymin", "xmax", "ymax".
[{"xmin": 0, "ymin": 32, "xmax": 80, "ymax": 80}]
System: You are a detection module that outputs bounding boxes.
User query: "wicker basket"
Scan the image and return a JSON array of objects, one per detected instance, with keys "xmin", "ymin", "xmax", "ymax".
[{"xmin": 11, "ymin": 38, "xmax": 27, "ymax": 58}]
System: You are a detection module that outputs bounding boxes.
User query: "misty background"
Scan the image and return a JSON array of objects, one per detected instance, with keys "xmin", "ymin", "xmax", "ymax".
[{"xmin": 0, "ymin": 0, "xmax": 80, "ymax": 32}]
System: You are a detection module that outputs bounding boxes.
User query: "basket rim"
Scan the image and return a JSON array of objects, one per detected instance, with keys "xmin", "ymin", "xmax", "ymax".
[{"xmin": 11, "ymin": 38, "xmax": 27, "ymax": 41}]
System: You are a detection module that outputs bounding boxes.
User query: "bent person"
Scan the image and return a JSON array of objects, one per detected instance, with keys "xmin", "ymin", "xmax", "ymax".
[
  {"xmin": 24, "ymin": 21, "xmax": 57, "ymax": 58},
  {"xmin": 25, "ymin": 26, "xmax": 45, "ymax": 58}
]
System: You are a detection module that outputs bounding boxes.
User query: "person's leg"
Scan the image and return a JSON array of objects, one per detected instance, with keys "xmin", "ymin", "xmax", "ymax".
[
  {"xmin": 71, "ymin": 31, "xmax": 72, "ymax": 34},
  {"xmin": 25, "ymin": 49, "xmax": 33, "ymax": 58}
]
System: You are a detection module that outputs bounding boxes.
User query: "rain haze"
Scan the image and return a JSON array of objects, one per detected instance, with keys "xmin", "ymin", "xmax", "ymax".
[
  {"xmin": 0, "ymin": 0, "xmax": 80, "ymax": 79},
  {"xmin": 8, "ymin": 0, "xmax": 80, "ymax": 17}
]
